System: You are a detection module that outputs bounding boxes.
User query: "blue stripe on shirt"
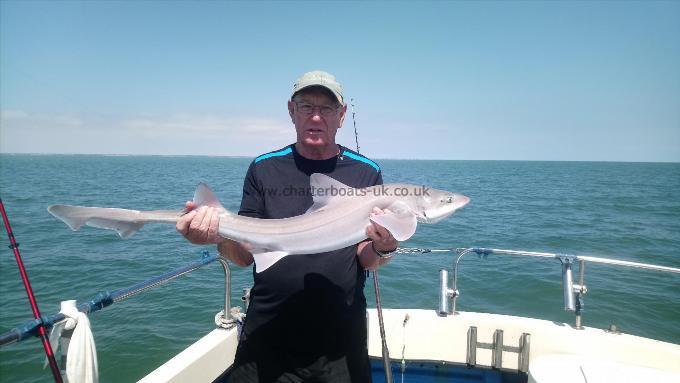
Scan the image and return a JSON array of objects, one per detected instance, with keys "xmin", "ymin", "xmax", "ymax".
[
  {"xmin": 341, "ymin": 151, "xmax": 380, "ymax": 172},
  {"xmin": 255, "ymin": 147, "xmax": 293, "ymax": 163}
]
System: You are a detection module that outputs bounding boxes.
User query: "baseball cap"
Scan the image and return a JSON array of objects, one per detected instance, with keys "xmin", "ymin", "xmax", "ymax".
[{"xmin": 291, "ymin": 70, "xmax": 344, "ymax": 104}]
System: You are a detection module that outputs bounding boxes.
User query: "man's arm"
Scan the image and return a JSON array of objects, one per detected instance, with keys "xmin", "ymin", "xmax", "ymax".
[
  {"xmin": 357, "ymin": 240, "xmax": 391, "ymax": 270},
  {"xmin": 217, "ymin": 238, "xmax": 254, "ymax": 267}
]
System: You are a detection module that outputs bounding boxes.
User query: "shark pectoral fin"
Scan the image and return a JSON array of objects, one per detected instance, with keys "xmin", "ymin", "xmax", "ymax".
[
  {"xmin": 369, "ymin": 208, "xmax": 418, "ymax": 242},
  {"xmin": 252, "ymin": 250, "xmax": 289, "ymax": 273}
]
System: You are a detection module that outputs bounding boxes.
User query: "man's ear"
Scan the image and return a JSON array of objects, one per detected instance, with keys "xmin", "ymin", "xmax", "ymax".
[
  {"xmin": 338, "ymin": 104, "xmax": 347, "ymax": 128},
  {"xmin": 287, "ymin": 100, "xmax": 295, "ymax": 122}
]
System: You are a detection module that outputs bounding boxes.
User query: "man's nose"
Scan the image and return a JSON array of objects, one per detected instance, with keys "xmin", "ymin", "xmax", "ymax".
[{"xmin": 311, "ymin": 114, "xmax": 323, "ymax": 122}]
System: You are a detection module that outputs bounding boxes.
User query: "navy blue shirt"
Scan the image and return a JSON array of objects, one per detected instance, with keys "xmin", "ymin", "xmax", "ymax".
[{"xmin": 236, "ymin": 143, "xmax": 382, "ymax": 363}]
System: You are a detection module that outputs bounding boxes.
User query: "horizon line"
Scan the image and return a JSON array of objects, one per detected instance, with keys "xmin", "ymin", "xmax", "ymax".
[{"xmin": 1, "ymin": 151, "xmax": 678, "ymax": 164}]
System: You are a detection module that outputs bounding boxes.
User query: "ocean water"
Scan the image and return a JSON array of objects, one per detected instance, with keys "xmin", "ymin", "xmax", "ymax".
[{"xmin": 0, "ymin": 154, "xmax": 678, "ymax": 382}]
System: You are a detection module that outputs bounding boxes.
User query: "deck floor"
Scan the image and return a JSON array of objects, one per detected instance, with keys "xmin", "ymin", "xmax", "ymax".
[{"xmin": 370, "ymin": 359, "xmax": 527, "ymax": 383}]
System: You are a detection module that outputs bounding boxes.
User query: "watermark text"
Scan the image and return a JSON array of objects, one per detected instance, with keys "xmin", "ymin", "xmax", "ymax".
[{"xmin": 261, "ymin": 185, "xmax": 431, "ymax": 198}]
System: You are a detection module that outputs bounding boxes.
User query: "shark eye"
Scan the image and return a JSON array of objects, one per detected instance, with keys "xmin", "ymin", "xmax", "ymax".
[{"xmin": 442, "ymin": 196, "xmax": 453, "ymax": 203}]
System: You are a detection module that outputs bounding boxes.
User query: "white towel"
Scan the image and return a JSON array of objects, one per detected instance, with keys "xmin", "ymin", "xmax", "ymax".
[{"xmin": 46, "ymin": 300, "xmax": 98, "ymax": 383}]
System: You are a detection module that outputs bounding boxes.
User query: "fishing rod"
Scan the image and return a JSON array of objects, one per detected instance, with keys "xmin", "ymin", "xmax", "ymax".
[
  {"xmin": 350, "ymin": 97, "xmax": 394, "ymax": 382},
  {"xmin": 350, "ymin": 98, "xmax": 360, "ymax": 154},
  {"xmin": 0, "ymin": 198, "xmax": 63, "ymax": 383}
]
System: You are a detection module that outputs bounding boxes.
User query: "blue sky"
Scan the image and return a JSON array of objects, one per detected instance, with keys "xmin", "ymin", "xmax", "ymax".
[{"xmin": 1, "ymin": 1, "xmax": 678, "ymax": 161}]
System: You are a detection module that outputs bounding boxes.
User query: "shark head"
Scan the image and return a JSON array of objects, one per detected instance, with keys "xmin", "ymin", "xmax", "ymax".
[{"xmin": 410, "ymin": 187, "xmax": 470, "ymax": 224}]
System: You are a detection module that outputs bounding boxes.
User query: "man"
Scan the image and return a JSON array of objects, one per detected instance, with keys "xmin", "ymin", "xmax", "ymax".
[{"xmin": 176, "ymin": 70, "xmax": 398, "ymax": 382}]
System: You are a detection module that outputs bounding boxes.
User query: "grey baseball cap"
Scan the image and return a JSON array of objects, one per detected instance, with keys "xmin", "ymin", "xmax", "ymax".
[{"xmin": 291, "ymin": 70, "xmax": 344, "ymax": 104}]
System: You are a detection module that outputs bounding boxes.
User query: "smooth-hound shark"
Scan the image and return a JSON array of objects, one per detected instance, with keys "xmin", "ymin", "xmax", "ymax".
[{"xmin": 48, "ymin": 174, "xmax": 470, "ymax": 272}]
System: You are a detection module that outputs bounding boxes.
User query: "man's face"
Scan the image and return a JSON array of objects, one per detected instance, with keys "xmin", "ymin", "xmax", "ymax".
[{"xmin": 288, "ymin": 89, "xmax": 346, "ymax": 149}]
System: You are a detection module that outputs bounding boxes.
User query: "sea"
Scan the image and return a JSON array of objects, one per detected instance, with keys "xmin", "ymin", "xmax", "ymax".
[{"xmin": 0, "ymin": 154, "xmax": 678, "ymax": 382}]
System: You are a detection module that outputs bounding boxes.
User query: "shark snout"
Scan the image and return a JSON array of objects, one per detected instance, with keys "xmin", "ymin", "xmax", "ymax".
[
  {"xmin": 418, "ymin": 192, "xmax": 470, "ymax": 224},
  {"xmin": 452, "ymin": 194, "xmax": 470, "ymax": 210}
]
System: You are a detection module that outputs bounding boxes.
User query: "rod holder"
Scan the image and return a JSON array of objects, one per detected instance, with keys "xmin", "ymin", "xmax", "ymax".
[
  {"xmin": 438, "ymin": 270, "xmax": 457, "ymax": 316},
  {"xmin": 561, "ymin": 258, "xmax": 576, "ymax": 311}
]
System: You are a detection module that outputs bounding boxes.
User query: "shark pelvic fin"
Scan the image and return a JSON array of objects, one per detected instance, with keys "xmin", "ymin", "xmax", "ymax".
[
  {"xmin": 194, "ymin": 183, "xmax": 229, "ymax": 213},
  {"xmin": 252, "ymin": 250, "xmax": 289, "ymax": 273},
  {"xmin": 306, "ymin": 173, "xmax": 355, "ymax": 213},
  {"xmin": 369, "ymin": 201, "xmax": 418, "ymax": 241}
]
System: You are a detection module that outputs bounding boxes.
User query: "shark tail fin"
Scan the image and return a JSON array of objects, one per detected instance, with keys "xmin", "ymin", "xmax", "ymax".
[{"xmin": 48, "ymin": 205, "xmax": 146, "ymax": 239}]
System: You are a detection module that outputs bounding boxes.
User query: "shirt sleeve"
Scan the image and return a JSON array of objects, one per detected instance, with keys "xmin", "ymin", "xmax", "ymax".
[
  {"xmin": 373, "ymin": 169, "xmax": 383, "ymax": 186},
  {"xmin": 238, "ymin": 161, "xmax": 265, "ymax": 219}
]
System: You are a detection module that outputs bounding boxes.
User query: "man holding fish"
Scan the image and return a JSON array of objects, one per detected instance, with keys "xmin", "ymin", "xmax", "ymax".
[
  {"xmin": 177, "ymin": 71, "xmax": 398, "ymax": 382},
  {"xmin": 47, "ymin": 71, "xmax": 468, "ymax": 381}
]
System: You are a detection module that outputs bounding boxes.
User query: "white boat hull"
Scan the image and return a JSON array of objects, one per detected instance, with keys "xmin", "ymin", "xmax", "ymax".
[{"xmin": 139, "ymin": 309, "xmax": 680, "ymax": 382}]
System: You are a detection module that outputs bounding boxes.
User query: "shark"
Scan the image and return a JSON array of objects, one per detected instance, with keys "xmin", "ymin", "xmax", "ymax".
[{"xmin": 48, "ymin": 173, "xmax": 470, "ymax": 273}]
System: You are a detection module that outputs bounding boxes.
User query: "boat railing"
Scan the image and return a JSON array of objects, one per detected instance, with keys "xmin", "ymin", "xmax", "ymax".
[
  {"xmin": 3, "ymin": 245, "xmax": 679, "ymax": 373},
  {"xmin": 5, "ymin": 245, "xmax": 680, "ymax": 345},
  {"xmin": 0, "ymin": 251, "xmax": 234, "ymax": 347},
  {"xmin": 432, "ymin": 247, "xmax": 680, "ymax": 329}
]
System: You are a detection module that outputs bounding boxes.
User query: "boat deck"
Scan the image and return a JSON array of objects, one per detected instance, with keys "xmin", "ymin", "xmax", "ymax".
[{"xmin": 140, "ymin": 308, "xmax": 680, "ymax": 382}]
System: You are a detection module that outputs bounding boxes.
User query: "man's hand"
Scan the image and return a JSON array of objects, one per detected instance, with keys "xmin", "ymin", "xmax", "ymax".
[
  {"xmin": 176, "ymin": 201, "xmax": 222, "ymax": 245},
  {"xmin": 366, "ymin": 207, "xmax": 399, "ymax": 253},
  {"xmin": 358, "ymin": 207, "xmax": 399, "ymax": 270},
  {"xmin": 176, "ymin": 201, "xmax": 255, "ymax": 266}
]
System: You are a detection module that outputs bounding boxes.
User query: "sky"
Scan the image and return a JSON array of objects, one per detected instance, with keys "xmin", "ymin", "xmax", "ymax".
[{"xmin": 1, "ymin": 1, "xmax": 679, "ymax": 162}]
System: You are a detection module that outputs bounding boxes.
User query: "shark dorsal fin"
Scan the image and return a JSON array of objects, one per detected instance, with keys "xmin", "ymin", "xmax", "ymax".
[
  {"xmin": 306, "ymin": 173, "xmax": 354, "ymax": 214},
  {"xmin": 194, "ymin": 183, "xmax": 227, "ymax": 212}
]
